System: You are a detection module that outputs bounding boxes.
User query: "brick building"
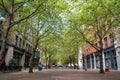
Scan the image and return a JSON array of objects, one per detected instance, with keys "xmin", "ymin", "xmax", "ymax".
[{"xmin": 81, "ymin": 29, "xmax": 120, "ymax": 70}]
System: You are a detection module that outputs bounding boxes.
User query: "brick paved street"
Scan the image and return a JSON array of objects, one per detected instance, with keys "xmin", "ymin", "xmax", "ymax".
[{"xmin": 0, "ymin": 69, "xmax": 120, "ymax": 80}]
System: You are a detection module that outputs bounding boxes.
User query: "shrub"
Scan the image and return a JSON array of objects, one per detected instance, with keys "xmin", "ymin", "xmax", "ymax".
[{"xmin": 9, "ymin": 58, "xmax": 17, "ymax": 66}]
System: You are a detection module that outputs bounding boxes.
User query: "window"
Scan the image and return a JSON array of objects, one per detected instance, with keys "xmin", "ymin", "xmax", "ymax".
[
  {"xmin": 109, "ymin": 34, "xmax": 114, "ymax": 45},
  {"xmin": 19, "ymin": 38, "xmax": 22, "ymax": 48},
  {"xmin": 31, "ymin": 47, "xmax": 33, "ymax": 52},
  {"xmin": 0, "ymin": 31, "xmax": 1, "ymax": 39},
  {"xmin": 28, "ymin": 45, "xmax": 30, "ymax": 52},
  {"xmin": 23, "ymin": 41, "xmax": 25, "ymax": 47},
  {"xmin": 26, "ymin": 43, "xmax": 28, "ymax": 51},
  {"xmin": 104, "ymin": 37, "xmax": 108, "ymax": 48},
  {"xmin": 15, "ymin": 35, "xmax": 18, "ymax": 46}
]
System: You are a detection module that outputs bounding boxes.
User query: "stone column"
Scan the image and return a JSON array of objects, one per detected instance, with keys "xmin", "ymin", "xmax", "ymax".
[
  {"xmin": 5, "ymin": 46, "xmax": 14, "ymax": 66},
  {"xmin": 116, "ymin": 48, "xmax": 120, "ymax": 70},
  {"xmin": 20, "ymin": 43, "xmax": 26, "ymax": 69},
  {"xmin": 20, "ymin": 52, "xmax": 25, "ymax": 68},
  {"xmin": 90, "ymin": 55, "xmax": 92, "ymax": 69},
  {"xmin": 102, "ymin": 51, "xmax": 105, "ymax": 70},
  {"xmin": 78, "ymin": 48, "xmax": 83, "ymax": 69},
  {"xmin": 93, "ymin": 53, "xmax": 96, "ymax": 69}
]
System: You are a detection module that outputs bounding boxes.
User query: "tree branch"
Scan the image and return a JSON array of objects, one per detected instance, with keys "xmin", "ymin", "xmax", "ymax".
[
  {"xmin": 102, "ymin": 18, "xmax": 115, "ymax": 38},
  {"xmin": 1, "ymin": 0, "xmax": 10, "ymax": 15},
  {"xmin": 76, "ymin": 26, "xmax": 99, "ymax": 51},
  {"xmin": 11, "ymin": 0, "xmax": 47, "ymax": 27},
  {"xmin": 13, "ymin": 2, "xmax": 25, "ymax": 13},
  {"xmin": 103, "ymin": 5, "xmax": 120, "ymax": 23}
]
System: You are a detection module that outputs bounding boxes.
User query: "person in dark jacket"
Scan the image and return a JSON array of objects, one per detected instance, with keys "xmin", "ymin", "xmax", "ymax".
[{"xmin": 0, "ymin": 60, "xmax": 6, "ymax": 71}]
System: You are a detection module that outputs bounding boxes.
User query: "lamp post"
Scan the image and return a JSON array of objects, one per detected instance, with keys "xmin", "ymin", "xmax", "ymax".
[
  {"xmin": 0, "ymin": 7, "xmax": 6, "ymax": 31},
  {"xmin": 0, "ymin": 16, "xmax": 5, "ymax": 60},
  {"xmin": 0, "ymin": 16, "xmax": 5, "ymax": 32},
  {"xmin": 34, "ymin": 48, "xmax": 40, "ymax": 59},
  {"xmin": 0, "ymin": 16, "xmax": 5, "ymax": 33},
  {"xmin": 34, "ymin": 48, "xmax": 40, "ymax": 66},
  {"xmin": 0, "ymin": 16, "xmax": 5, "ymax": 41}
]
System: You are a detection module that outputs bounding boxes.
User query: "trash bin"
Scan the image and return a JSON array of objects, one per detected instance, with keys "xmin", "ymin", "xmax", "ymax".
[{"xmin": 38, "ymin": 66, "xmax": 42, "ymax": 71}]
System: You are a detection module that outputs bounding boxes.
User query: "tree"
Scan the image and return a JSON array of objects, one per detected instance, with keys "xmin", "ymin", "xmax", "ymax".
[
  {"xmin": 40, "ymin": 43, "xmax": 57, "ymax": 69},
  {"xmin": 28, "ymin": 0, "xmax": 67, "ymax": 71},
  {"xmin": 67, "ymin": 0, "xmax": 118, "ymax": 73},
  {"xmin": 53, "ymin": 25, "xmax": 84, "ymax": 67},
  {"xmin": 40, "ymin": 25, "xmax": 63, "ymax": 69},
  {"xmin": 0, "ymin": 0, "xmax": 47, "ymax": 61},
  {"xmin": 0, "ymin": 0, "xmax": 67, "ymax": 73}
]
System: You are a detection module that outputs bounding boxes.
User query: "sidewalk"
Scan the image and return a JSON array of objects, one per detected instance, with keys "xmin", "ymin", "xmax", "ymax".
[
  {"xmin": 0, "ymin": 68, "xmax": 39, "ymax": 76},
  {"xmin": 0, "ymin": 69, "xmax": 120, "ymax": 80},
  {"xmin": 1, "ymin": 68, "xmax": 119, "ymax": 75}
]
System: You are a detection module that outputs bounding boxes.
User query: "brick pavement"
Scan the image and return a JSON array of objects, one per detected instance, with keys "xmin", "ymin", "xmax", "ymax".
[{"xmin": 0, "ymin": 69, "xmax": 120, "ymax": 80}]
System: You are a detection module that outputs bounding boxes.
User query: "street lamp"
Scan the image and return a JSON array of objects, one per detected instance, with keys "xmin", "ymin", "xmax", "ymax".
[
  {"xmin": 0, "ymin": 16, "xmax": 5, "ymax": 37},
  {"xmin": 34, "ymin": 48, "xmax": 40, "ymax": 59},
  {"xmin": 34, "ymin": 48, "xmax": 40, "ymax": 67},
  {"xmin": 0, "ymin": 16, "xmax": 5, "ymax": 24}
]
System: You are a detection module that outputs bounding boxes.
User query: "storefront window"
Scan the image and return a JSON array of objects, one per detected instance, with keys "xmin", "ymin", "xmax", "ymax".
[{"xmin": 15, "ymin": 35, "xmax": 18, "ymax": 46}]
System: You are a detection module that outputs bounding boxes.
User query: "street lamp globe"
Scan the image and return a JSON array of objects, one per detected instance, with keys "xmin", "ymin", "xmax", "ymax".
[{"xmin": 0, "ymin": 16, "xmax": 5, "ymax": 23}]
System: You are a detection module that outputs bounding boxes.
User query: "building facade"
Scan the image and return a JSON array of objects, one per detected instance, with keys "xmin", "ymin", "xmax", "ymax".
[
  {"xmin": 0, "ymin": 8, "xmax": 40, "ymax": 70},
  {"xmin": 1, "ymin": 31, "xmax": 40, "ymax": 69},
  {"xmin": 115, "ymin": 27, "xmax": 120, "ymax": 70},
  {"xmin": 81, "ymin": 31, "xmax": 120, "ymax": 70}
]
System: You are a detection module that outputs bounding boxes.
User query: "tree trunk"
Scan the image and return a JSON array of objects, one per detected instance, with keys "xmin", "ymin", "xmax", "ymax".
[
  {"xmin": 48, "ymin": 55, "xmax": 52, "ymax": 69},
  {"xmin": 98, "ymin": 39, "xmax": 105, "ymax": 74},
  {"xmin": 99, "ymin": 51, "xmax": 104, "ymax": 73},
  {"xmin": 45, "ymin": 57, "xmax": 48, "ymax": 69},
  {"xmin": 0, "ymin": 38, "xmax": 6, "ymax": 60},
  {"xmin": 0, "ymin": 28, "xmax": 9, "ymax": 61},
  {"xmin": 44, "ymin": 50, "xmax": 48, "ymax": 69},
  {"xmin": 84, "ymin": 55, "xmax": 87, "ymax": 71},
  {"xmin": 0, "ymin": 15, "xmax": 12, "ymax": 61},
  {"xmin": 29, "ymin": 52, "xmax": 34, "ymax": 73}
]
